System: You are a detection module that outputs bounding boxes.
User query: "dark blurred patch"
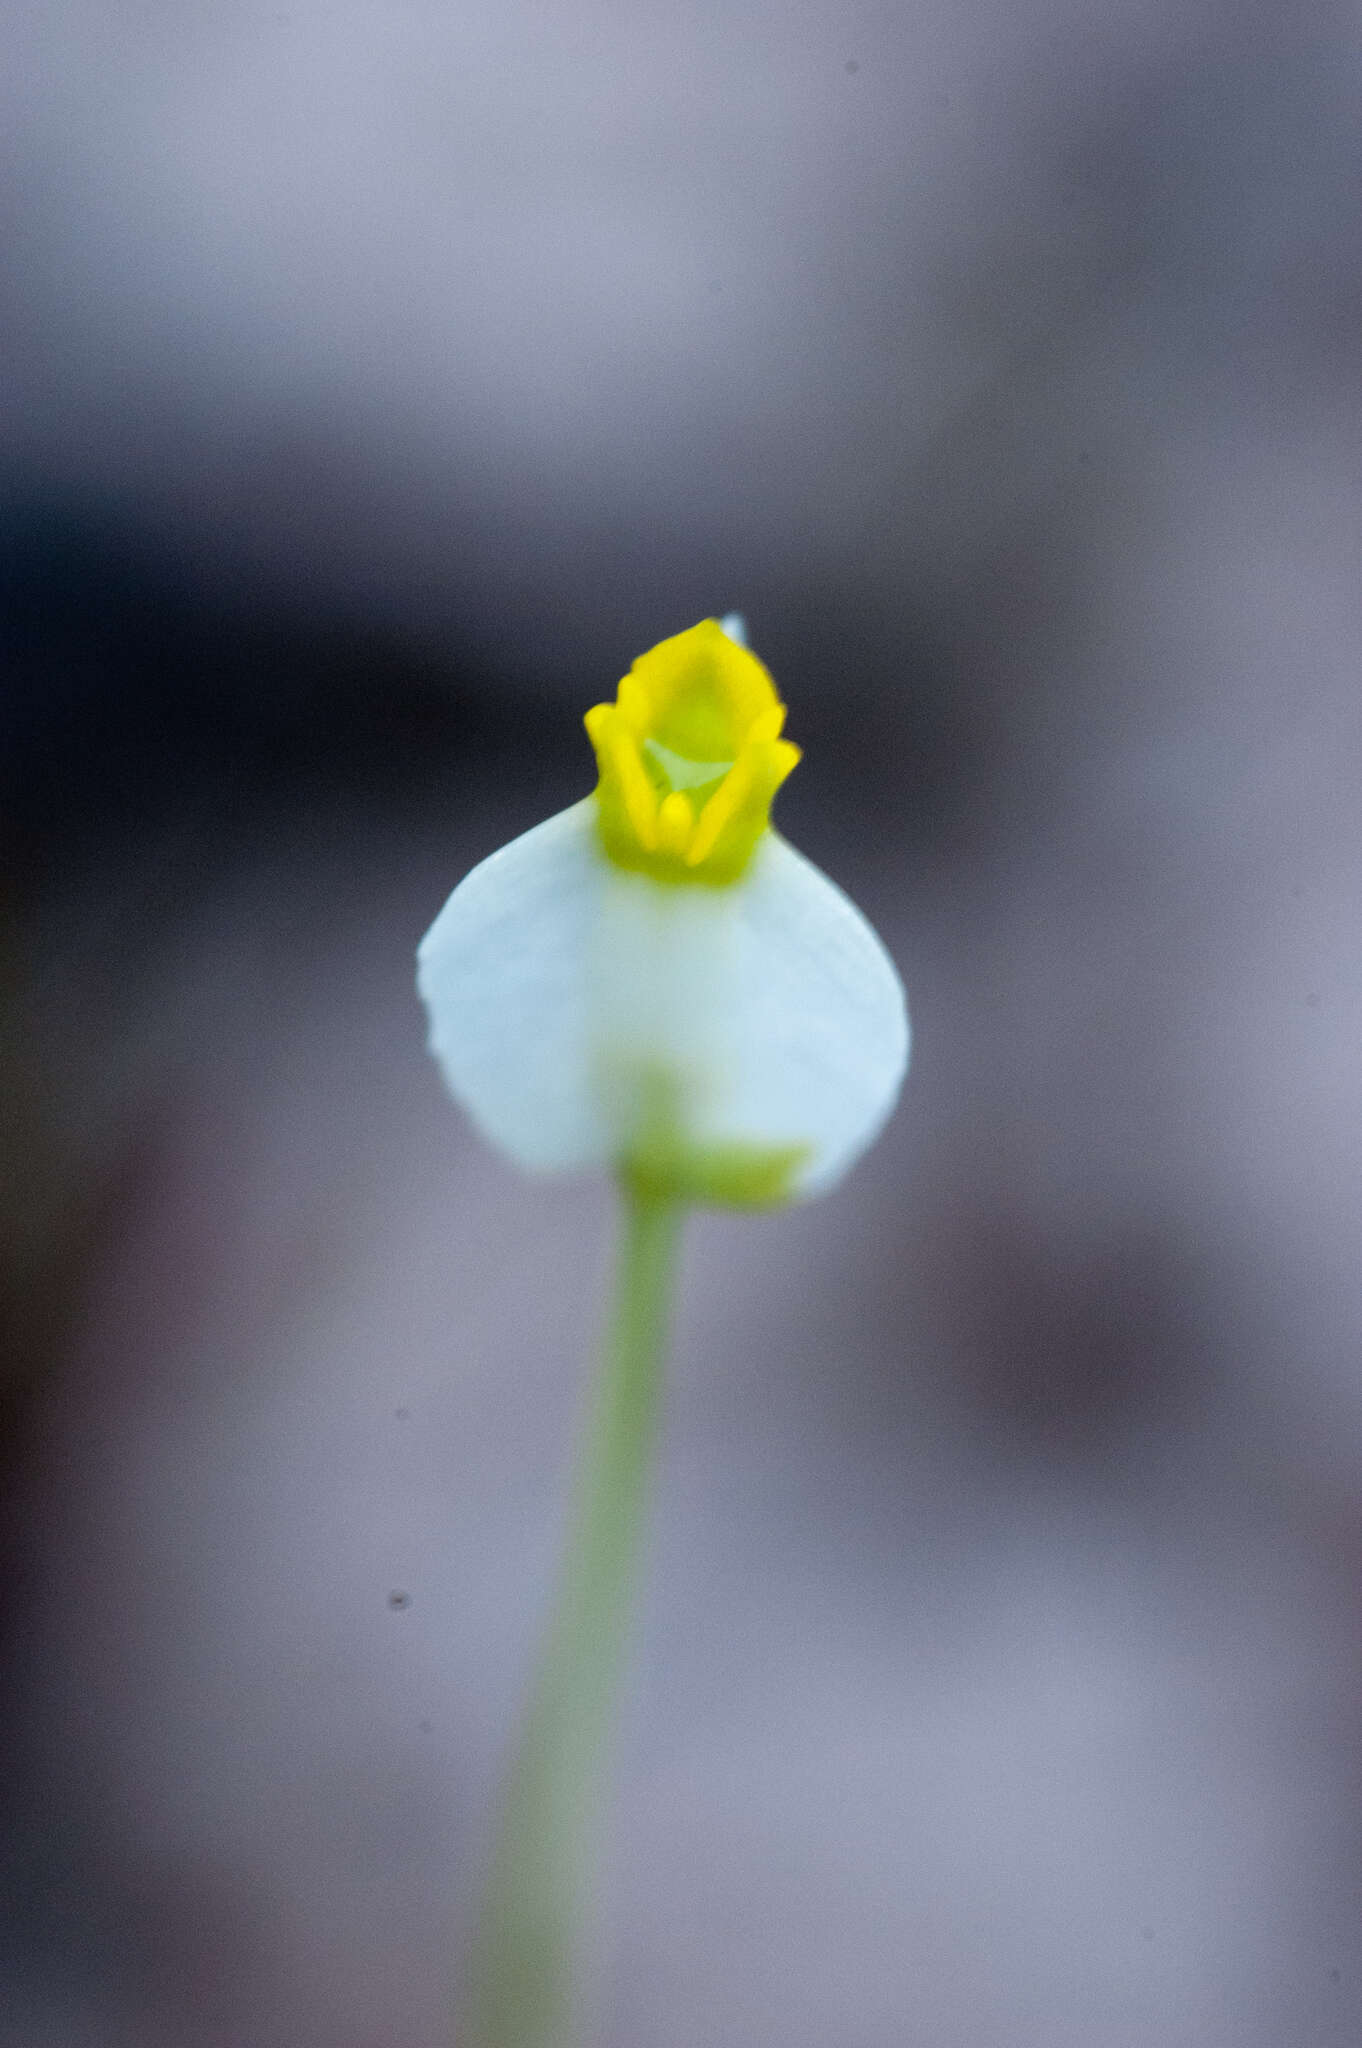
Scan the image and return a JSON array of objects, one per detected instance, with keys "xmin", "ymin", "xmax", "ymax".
[
  {"xmin": 0, "ymin": 1097, "xmax": 154, "ymax": 1612},
  {"xmin": 0, "ymin": 489, "xmax": 1013, "ymax": 956},
  {"xmin": 0, "ymin": 1714, "xmax": 283, "ymax": 2043},
  {"xmin": 0, "ymin": 491, "xmax": 582, "ymax": 888},
  {"xmin": 0, "ymin": 1746, "xmax": 119, "ymax": 2027},
  {"xmin": 0, "ymin": 491, "xmax": 1008, "ymax": 893}
]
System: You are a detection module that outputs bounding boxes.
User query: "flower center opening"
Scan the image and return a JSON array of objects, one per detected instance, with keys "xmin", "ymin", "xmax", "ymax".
[{"xmin": 642, "ymin": 737, "xmax": 733, "ymax": 794}]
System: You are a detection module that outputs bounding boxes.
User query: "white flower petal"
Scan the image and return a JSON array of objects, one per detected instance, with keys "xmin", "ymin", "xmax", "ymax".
[
  {"xmin": 706, "ymin": 833, "xmax": 909, "ymax": 1195},
  {"xmin": 416, "ymin": 801, "xmax": 605, "ymax": 1171},
  {"xmin": 417, "ymin": 804, "xmax": 909, "ymax": 1196}
]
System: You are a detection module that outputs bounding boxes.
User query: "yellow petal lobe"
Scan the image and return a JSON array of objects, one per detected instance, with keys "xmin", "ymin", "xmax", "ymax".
[{"xmin": 585, "ymin": 619, "xmax": 800, "ymax": 886}]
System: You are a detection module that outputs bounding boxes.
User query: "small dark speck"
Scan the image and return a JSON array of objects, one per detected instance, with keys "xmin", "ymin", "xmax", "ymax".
[
  {"xmin": 418, "ymin": 1718, "xmax": 433, "ymax": 1733},
  {"xmin": 1141, "ymin": 1926, "xmax": 1154, "ymax": 1942},
  {"xmin": 1077, "ymin": 448, "xmax": 1093, "ymax": 466},
  {"xmin": 389, "ymin": 1590, "xmax": 411, "ymax": 1610},
  {"xmin": 845, "ymin": 58, "xmax": 860, "ymax": 73},
  {"xmin": 1330, "ymin": 1966, "xmax": 1341, "ymax": 1982},
  {"xmin": 395, "ymin": 1406, "xmax": 410, "ymax": 1420}
]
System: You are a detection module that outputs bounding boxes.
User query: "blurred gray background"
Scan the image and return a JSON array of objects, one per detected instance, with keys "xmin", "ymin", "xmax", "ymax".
[{"xmin": 3, "ymin": 1, "xmax": 1362, "ymax": 2042}]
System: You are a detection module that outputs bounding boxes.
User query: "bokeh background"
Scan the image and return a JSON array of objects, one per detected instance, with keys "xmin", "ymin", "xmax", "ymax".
[{"xmin": 3, "ymin": 2, "xmax": 1362, "ymax": 2042}]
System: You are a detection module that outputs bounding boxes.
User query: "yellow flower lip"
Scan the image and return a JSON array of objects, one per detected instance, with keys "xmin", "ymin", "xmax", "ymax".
[{"xmin": 584, "ymin": 619, "xmax": 801, "ymax": 885}]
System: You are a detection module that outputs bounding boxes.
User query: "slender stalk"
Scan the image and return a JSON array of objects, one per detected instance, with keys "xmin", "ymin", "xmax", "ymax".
[{"xmin": 462, "ymin": 1181, "xmax": 684, "ymax": 2048}]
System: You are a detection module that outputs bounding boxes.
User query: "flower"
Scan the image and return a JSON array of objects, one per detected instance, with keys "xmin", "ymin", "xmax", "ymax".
[{"xmin": 417, "ymin": 619, "xmax": 908, "ymax": 1205}]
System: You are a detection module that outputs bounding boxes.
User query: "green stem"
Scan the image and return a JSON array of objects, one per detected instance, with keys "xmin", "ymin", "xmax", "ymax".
[{"xmin": 462, "ymin": 1180, "xmax": 684, "ymax": 2048}]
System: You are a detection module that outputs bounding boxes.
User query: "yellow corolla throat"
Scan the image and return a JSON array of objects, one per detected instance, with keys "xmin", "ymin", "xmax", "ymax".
[{"xmin": 584, "ymin": 619, "xmax": 801, "ymax": 885}]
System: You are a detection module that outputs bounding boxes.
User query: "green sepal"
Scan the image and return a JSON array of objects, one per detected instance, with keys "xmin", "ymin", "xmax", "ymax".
[
  {"xmin": 621, "ymin": 1138, "xmax": 808, "ymax": 1209},
  {"xmin": 611, "ymin": 1067, "xmax": 805, "ymax": 1209}
]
